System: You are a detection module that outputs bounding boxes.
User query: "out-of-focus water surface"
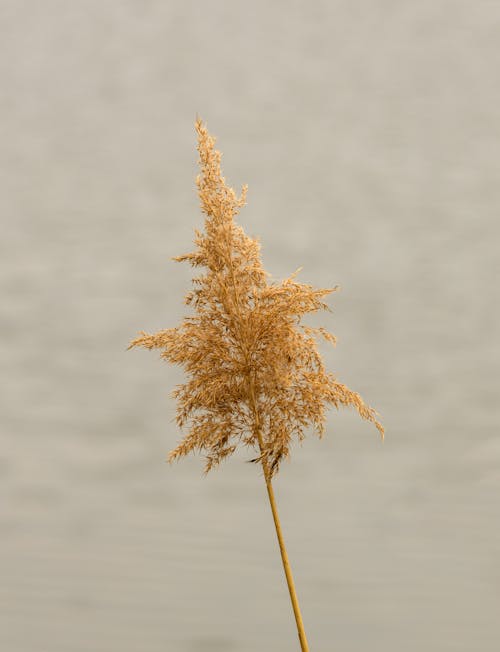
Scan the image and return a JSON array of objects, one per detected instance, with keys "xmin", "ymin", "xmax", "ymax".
[{"xmin": 1, "ymin": 2, "xmax": 499, "ymax": 650}]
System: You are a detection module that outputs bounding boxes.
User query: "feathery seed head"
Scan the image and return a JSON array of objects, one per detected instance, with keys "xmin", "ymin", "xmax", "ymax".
[{"xmin": 129, "ymin": 119, "xmax": 384, "ymax": 477}]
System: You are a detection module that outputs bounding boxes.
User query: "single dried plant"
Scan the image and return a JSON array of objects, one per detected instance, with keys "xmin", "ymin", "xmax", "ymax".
[{"xmin": 129, "ymin": 118, "xmax": 384, "ymax": 651}]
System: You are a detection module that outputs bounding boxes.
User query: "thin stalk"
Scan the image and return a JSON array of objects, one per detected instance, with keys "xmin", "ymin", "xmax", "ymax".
[
  {"xmin": 260, "ymin": 447, "xmax": 310, "ymax": 652},
  {"xmin": 249, "ymin": 380, "xmax": 310, "ymax": 652}
]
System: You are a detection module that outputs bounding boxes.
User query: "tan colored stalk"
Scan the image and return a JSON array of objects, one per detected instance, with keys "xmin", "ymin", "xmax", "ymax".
[
  {"xmin": 262, "ymin": 460, "xmax": 309, "ymax": 651},
  {"xmin": 249, "ymin": 376, "xmax": 310, "ymax": 651},
  {"xmin": 129, "ymin": 118, "xmax": 383, "ymax": 650},
  {"xmin": 262, "ymin": 467, "xmax": 309, "ymax": 651}
]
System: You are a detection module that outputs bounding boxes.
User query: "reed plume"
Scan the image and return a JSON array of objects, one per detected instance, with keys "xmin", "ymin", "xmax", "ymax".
[{"xmin": 129, "ymin": 118, "xmax": 384, "ymax": 651}]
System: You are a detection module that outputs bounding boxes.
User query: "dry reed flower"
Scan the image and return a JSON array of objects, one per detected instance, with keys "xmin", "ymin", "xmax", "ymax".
[
  {"xmin": 129, "ymin": 118, "xmax": 384, "ymax": 478},
  {"xmin": 129, "ymin": 118, "xmax": 384, "ymax": 651}
]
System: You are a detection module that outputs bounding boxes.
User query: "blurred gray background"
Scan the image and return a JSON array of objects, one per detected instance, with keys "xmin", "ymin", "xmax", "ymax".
[{"xmin": 1, "ymin": 1, "xmax": 499, "ymax": 651}]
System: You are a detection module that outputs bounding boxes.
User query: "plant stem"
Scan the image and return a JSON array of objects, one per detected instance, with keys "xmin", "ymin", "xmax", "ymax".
[
  {"xmin": 261, "ymin": 452, "xmax": 310, "ymax": 651},
  {"xmin": 249, "ymin": 380, "xmax": 310, "ymax": 652}
]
